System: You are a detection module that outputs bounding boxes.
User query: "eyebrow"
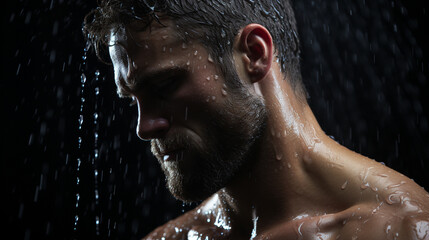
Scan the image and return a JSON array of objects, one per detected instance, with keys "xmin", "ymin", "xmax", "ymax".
[{"xmin": 117, "ymin": 66, "xmax": 186, "ymax": 98}]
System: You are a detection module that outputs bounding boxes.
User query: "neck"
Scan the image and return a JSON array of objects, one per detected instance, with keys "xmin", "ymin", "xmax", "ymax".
[{"xmin": 217, "ymin": 69, "xmax": 347, "ymax": 236}]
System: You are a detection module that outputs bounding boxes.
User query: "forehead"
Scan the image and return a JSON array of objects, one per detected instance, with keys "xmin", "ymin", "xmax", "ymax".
[{"xmin": 108, "ymin": 19, "xmax": 182, "ymax": 49}]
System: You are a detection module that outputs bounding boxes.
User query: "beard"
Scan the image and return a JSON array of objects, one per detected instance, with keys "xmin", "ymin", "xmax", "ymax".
[{"xmin": 151, "ymin": 85, "xmax": 267, "ymax": 203}]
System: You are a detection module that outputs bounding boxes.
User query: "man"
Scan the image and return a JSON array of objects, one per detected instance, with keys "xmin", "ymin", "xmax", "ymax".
[{"xmin": 84, "ymin": 0, "xmax": 429, "ymax": 239}]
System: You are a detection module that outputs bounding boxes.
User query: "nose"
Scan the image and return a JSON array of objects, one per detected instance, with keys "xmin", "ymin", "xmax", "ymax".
[{"xmin": 136, "ymin": 105, "xmax": 170, "ymax": 141}]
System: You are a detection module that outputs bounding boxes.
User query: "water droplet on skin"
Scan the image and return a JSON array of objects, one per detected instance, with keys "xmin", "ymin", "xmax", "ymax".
[
  {"xmin": 385, "ymin": 225, "xmax": 392, "ymax": 234},
  {"xmin": 144, "ymin": 44, "xmax": 149, "ymax": 49},
  {"xmin": 276, "ymin": 151, "xmax": 283, "ymax": 161},
  {"xmin": 194, "ymin": 50, "xmax": 198, "ymax": 56},
  {"xmin": 297, "ymin": 222, "xmax": 304, "ymax": 238},
  {"xmin": 214, "ymin": 75, "xmax": 219, "ymax": 80},
  {"xmin": 386, "ymin": 181, "xmax": 406, "ymax": 189},
  {"xmin": 208, "ymin": 54, "xmax": 214, "ymax": 63},
  {"xmin": 162, "ymin": 35, "xmax": 168, "ymax": 40},
  {"xmin": 341, "ymin": 181, "xmax": 348, "ymax": 190},
  {"xmin": 182, "ymin": 42, "xmax": 187, "ymax": 49},
  {"xmin": 211, "ymin": 96, "xmax": 216, "ymax": 101},
  {"xmin": 287, "ymin": 162, "xmax": 292, "ymax": 169},
  {"xmin": 186, "ymin": 60, "xmax": 191, "ymax": 66},
  {"xmin": 221, "ymin": 89, "xmax": 227, "ymax": 96},
  {"xmin": 360, "ymin": 182, "xmax": 370, "ymax": 190},
  {"xmin": 206, "ymin": 76, "xmax": 211, "ymax": 81},
  {"xmin": 385, "ymin": 191, "xmax": 401, "ymax": 205}
]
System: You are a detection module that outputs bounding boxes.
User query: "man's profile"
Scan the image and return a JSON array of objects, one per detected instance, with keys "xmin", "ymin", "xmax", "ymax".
[{"xmin": 83, "ymin": 0, "xmax": 429, "ymax": 239}]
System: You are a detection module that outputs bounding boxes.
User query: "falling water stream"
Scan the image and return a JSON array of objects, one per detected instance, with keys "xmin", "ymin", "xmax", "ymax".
[
  {"xmin": 74, "ymin": 44, "xmax": 101, "ymax": 235},
  {"xmin": 93, "ymin": 69, "xmax": 101, "ymax": 236},
  {"xmin": 74, "ymin": 46, "xmax": 88, "ymax": 231}
]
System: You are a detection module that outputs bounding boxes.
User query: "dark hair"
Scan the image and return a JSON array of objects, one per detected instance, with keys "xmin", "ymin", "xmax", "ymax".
[{"xmin": 83, "ymin": 0, "xmax": 306, "ymax": 99}]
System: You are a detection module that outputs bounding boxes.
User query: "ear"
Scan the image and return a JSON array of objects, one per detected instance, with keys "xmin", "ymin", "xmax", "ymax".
[{"xmin": 237, "ymin": 24, "xmax": 273, "ymax": 83}]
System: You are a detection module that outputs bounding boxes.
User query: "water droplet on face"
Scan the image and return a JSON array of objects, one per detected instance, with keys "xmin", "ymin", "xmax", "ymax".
[
  {"xmin": 206, "ymin": 76, "xmax": 211, "ymax": 81},
  {"xmin": 207, "ymin": 54, "xmax": 214, "ymax": 63},
  {"xmin": 214, "ymin": 75, "xmax": 219, "ymax": 80},
  {"xmin": 275, "ymin": 151, "xmax": 283, "ymax": 161},
  {"xmin": 211, "ymin": 96, "xmax": 216, "ymax": 101},
  {"xmin": 162, "ymin": 35, "xmax": 168, "ymax": 40},
  {"xmin": 221, "ymin": 89, "xmax": 227, "ymax": 96},
  {"xmin": 194, "ymin": 50, "xmax": 198, "ymax": 56},
  {"xmin": 182, "ymin": 42, "xmax": 187, "ymax": 49},
  {"xmin": 341, "ymin": 180, "xmax": 348, "ymax": 190},
  {"xmin": 162, "ymin": 46, "xmax": 166, "ymax": 52}
]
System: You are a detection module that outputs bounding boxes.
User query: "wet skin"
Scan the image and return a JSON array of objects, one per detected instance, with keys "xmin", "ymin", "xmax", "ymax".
[{"xmin": 109, "ymin": 20, "xmax": 429, "ymax": 239}]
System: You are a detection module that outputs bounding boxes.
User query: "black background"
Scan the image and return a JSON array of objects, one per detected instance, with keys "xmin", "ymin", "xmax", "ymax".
[{"xmin": 3, "ymin": 0, "xmax": 429, "ymax": 239}]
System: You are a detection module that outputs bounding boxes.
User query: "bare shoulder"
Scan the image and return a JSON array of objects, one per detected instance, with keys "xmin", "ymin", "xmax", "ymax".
[
  {"xmin": 337, "ymin": 165, "xmax": 429, "ymax": 240},
  {"xmin": 142, "ymin": 194, "xmax": 230, "ymax": 240},
  {"xmin": 142, "ymin": 208, "xmax": 198, "ymax": 240},
  {"xmin": 336, "ymin": 202, "xmax": 429, "ymax": 240}
]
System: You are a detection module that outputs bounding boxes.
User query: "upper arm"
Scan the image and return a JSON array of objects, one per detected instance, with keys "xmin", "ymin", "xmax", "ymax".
[
  {"xmin": 398, "ymin": 214, "xmax": 429, "ymax": 240},
  {"xmin": 338, "ymin": 210, "xmax": 429, "ymax": 240}
]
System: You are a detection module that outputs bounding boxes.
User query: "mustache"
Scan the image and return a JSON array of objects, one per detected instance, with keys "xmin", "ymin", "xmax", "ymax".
[{"xmin": 151, "ymin": 133, "xmax": 194, "ymax": 157}]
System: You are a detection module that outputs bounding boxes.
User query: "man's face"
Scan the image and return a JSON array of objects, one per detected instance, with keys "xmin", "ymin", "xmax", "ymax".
[{"xmin": 109, "ymin": 20, "xmax": 266, "ymax": 202}]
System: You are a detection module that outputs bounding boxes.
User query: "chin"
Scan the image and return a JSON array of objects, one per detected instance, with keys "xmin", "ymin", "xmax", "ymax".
[{"xmin": 166, "ymin": 173, "xmax": 219, "ymax": 203}]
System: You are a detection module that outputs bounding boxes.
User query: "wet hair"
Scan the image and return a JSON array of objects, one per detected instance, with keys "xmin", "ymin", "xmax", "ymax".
[{"xmin": 83, "ymin": 0, "xmax": 306, "ymax": 99}]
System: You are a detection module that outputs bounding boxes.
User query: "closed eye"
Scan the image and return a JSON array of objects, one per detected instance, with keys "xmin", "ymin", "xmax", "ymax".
[{"xmin": 150, "ymin": 71, "xmax": 186, "ymax": 98}]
